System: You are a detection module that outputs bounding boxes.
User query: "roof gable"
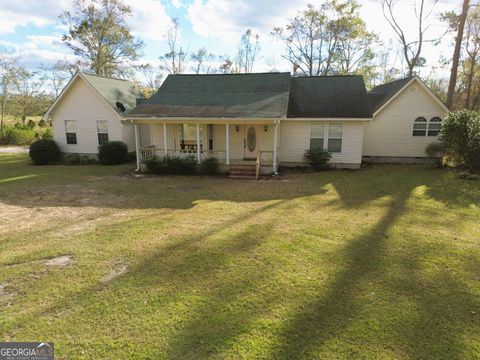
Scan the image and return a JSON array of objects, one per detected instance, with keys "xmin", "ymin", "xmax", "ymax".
[
  {"xmin": 80, "ymin": 73, "xmax": 143, "ymax": 114},
  {"xmin": 368, "ymin": 76, "xmax": 449, "ymax": 116},
  {"xmin": 44, "ymin": 72, "xmax": 143, "ymax": 119},
  {"xmin": 287, "ymin": 75, "xmax": 372, "ymax": 118},
  {"xmin": 129, "ymin": 72, "xmax": 291, "ymax": 118}
]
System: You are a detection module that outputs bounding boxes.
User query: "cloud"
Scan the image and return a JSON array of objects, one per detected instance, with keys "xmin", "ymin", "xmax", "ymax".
[
  {"xmin": 187, "ymin": 0, "xmax": 310, "ymax": 42},
  {"xmin": 171, "ymin": 0, "xmax": 183, "ymax": 8},
  {"xmin": 0, "ymin": 1, "xmax": 70, "ymax": 34},
  {"xmin": 1, "ymin": 34, "xmax": 74, "ymax": 68},
  {"xmin": 125, "ymin": 0, "xmax": 173, "ymax": 41}
]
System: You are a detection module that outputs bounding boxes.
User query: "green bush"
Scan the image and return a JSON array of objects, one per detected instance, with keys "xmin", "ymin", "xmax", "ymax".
[
  {"xmin": 166, "ymin": 156, "xmax": 197, "ymax": 175},
  {"xmin": 144, "ymin": 157, "xmax": 166, "ymax": 174},
  {"xmin": 200, "ymin": 157, "xmax": 220, "ymax": 175},
  {"xmin": 63, "ymin": 153, "xmax": 82, "ymax": 165},
  {"xmin": 98, "ymin": 141, "xmax": 128, "ymax": 165},
  {"xmin": 26, "ymin": 119, "xmax": 36, "ymax": 128},
  {"xmin": 81, "ymin": 155, "xmax": 96, "ymax": 165},
  {"xmin": 425, "ymin": 142, "xmax": 444, "ymax": 167},
  {"xmin": 40, "ymin": 127, "xmax": 53, "ymax": 140},
  {"xmin": 38, "ymin": 119, "xmax": 46, "ymax": 128},
  {"xmin": 127, "ymin": 151, "xmax": 137, "ymax": 163},
  {"xmin": 3, "ymin": 126, "xmax": 37, "ymax": 145},
  {"xmin": 29, "ymin": 139, "xmax": 61, "ymax": 165},
  {"xmin": 143, "ymin": 156, "xmax": 197, "ymax": 175},
  {"xmin": 459, "ymin": 171, "xmax": 480, "ymax": 181},
  {"xmin": 440, "ymin": 110, "xmax": 480, "ymax": 171},
  {"xmin": 304, "ymin": 148, "xmax": 332, "ymax": 171}
]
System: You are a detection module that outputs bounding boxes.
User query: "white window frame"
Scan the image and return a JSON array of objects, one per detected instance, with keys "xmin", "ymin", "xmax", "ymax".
[
  {"xmin": 427, "ymin": 117, "xmax": 442, "ymax": 137},
  {"xmin": 97, "ymin": 120, "xmax": 109, "ymax": 145},
  {"xmin": 412, "ymin": 116, "xmax": 427, "ymax": 137},
  {"xmin": 310, "ymin": 122, "xmax": 343, "ymax": 153},
  {"xmin": 65, "ymin": 120, "xmax": 77, "ymax": 145}
]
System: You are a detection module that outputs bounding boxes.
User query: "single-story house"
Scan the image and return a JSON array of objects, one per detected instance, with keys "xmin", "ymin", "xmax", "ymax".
[
  {"xmin": 44, "ymin": 72, "xmax": 448, "ymax": 173},
  {"xmin": 44, "ymin": 72, "xmax": 144, "ymax": 154}
]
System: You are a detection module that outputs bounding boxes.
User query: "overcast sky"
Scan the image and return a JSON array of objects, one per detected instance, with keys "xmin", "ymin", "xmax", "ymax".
[{"xmin": 0, "ymin": 0, "xmax": 461, "ymax": 81}]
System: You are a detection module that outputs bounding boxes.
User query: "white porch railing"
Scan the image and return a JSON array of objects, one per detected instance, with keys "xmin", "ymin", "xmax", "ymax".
[
  {"xmin": 141, "ymin": 146, "xmax": 226, "ymax": 162},
  {"xmin": 256, "ymin": 151, "xmax": 274, "ymax": 179}
]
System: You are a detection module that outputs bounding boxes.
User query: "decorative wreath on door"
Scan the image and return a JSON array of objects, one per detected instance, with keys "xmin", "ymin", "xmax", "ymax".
[{"xmin": 247, "ymin": 127, "xmax": 256, "ymax": 152}]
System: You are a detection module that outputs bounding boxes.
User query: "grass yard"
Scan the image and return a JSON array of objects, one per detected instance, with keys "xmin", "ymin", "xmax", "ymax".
[{"xmin": 0, "ymin": 154, "xmax": 479, "ymax": 359}]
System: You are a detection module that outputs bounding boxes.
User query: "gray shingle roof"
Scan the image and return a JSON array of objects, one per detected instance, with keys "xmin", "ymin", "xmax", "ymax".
[
  {"xmin": 287, "ymin": 75, "xmax": 372, "ymax": 118},
  {"xmin": 81, "ymin": 72, "xmax": 143, "ymax": 114},
  {"xmin": 129, "ymin": 72, "xmax": 291, "ymax": 118},
  {"xmin": 368, "ymin": 77, "xmax": 414, "ymax": 113}
]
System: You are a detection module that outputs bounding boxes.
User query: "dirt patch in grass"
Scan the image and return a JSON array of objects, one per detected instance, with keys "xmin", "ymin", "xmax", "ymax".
[
  {"xmin": 42, "ymin": 255, "xmax": 73, "ymax": 267},
  {"xmin": 0, "ymin": 283, "xmax": 15, "ymax": 302},
  {"xmin": 101, "ymin": 262, "xmax": 128, "ymax": 284}
]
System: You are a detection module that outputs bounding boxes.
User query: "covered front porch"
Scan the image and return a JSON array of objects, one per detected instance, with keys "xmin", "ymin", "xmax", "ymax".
[{"xmin": 128, "ymin": 120, "xmax": 280, "ymax": 174}]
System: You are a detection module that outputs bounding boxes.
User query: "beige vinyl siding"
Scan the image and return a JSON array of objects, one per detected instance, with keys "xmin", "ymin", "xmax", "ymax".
[
  {"xmin": 363, "ymin": 80, "xmax": 448, "ymax": 157},
  {"xmin": 138, "ymin": 124, "xmax": 151, "ymax": 148},
  {"xmin": 150, "ymin": 124, "xmax": 176, "ymax": 150},
  {"xmin": 122, "ymin": 124, "xmax": 136, "ymax": 150},
  {"xmin": 213, "ymin": 124, "xmax": 242, "ymax": 159},
  {"xmin": 51, "ymin": 77, "xmax": 128, "ymax": 154},
  {"xmin": 279, "ymin": 121, "xmax": 364, "ymax": 165},
  {"xmin": 213, "ymin": 124, "xmax": 275, "ymax": 159}
]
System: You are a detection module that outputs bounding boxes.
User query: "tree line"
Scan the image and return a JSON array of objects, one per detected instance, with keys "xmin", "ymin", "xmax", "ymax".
[{"xmin": 0, "ymin": 0, "xmax": 478, "ymax": 134}]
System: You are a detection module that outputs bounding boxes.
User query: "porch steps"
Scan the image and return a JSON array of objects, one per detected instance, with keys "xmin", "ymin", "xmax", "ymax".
[{"xmin": 229, "ymin": 164, "xmax": 257, "ymax": 180}]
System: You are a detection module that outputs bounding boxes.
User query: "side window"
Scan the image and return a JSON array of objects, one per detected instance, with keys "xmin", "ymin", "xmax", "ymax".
[
  {"xmin": 310, "ymin": 123, "xmax": 325, "ymax": 150},
  {"xmin": 428, "ymin": 117, "xmax": 442, "ymax": 136},
  {"xmin": 412, "ymin": 117, "xmax": 427, "ymax": 136},
  {"xmin": 65, "ymin": 120, "xmax": 77, "ymax": 144},
  {"xmin": 97, "ymin": 121, "xmax": 109, "ymax": 145},
  {"xmin": 327, "ymin": 123, "xmax": 343, "ymax": 153}
]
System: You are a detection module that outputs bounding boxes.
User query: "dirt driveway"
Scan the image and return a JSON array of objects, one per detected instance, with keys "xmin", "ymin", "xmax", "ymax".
[{"xmin": 0, "ymin": 146, "xmax": 29, "ymax": 154}]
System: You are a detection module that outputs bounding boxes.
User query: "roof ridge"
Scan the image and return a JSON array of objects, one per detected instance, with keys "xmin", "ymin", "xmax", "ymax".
[
  {"xmin": 169, "ymin": 72, "xmax": 291, "ymax": 77},
  {"xmin": 372, "ymin": 76, "xmax": 414, "ymax": 89},
  {"xmin": 80, "ymin": 71, "xmax": 131, "ymax": 83},
  {"xmin": 292, "ymin": 74, "xmax": 363, "ymax": 78}
]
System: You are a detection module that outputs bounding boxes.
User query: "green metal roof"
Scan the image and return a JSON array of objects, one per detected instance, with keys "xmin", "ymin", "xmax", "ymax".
[
  {"xmin": 287, "ymin": 75, "xmax": 372, "ymax": 118},
  {"xmin": 129, "ymin": 72, "xmax": 291, "ymax": 118},
  {"xmin": 81, "ymin": 72, "xmax": 143, "ymax": 114}
]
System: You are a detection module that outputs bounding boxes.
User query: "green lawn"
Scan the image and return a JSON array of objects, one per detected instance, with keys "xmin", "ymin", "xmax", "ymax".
[{"xmin": 0, "ymin": 154, "xmax": 479, "ymax": 359}]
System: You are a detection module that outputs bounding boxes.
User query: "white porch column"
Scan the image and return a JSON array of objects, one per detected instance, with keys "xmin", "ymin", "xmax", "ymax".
[
  {"xmin": 273, "ymin": 121, "xmax": 279, "ymax": 173},
  {"xmin": 225, "ymin": 123, "xmax": 230, "ymax": 165},
  {"xmin": 196, "ymin": 123, "xmax": 201, "ymax": 164},
  {"xmin": 163, "ymin": 123, "xmax": 168, "ymax": 157},
  {"xmin": 134, "ymin": 123, "xmax": 141, "ymax": 171}
]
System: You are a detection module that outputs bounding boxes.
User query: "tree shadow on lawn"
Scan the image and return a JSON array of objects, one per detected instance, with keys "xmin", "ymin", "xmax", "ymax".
[
  {"xmin": 1, "ymin": 156, "xmax": 479, "ymax": 212},
  {"xmin": 0, "ymin": 200, "xmax": 286, "ymax": 344},
  {"xmin": 270, "ymin": 174, "xmax": 480, "ymax": 359},
  {"xmin": 2, "ymin": 161, "xmax": 479, "ymax": 357}
]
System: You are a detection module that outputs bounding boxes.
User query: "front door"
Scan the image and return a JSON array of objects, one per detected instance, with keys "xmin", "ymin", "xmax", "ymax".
[{"xmin": 244, "ymin": 125, "xmax": 259, "ymax": 160}]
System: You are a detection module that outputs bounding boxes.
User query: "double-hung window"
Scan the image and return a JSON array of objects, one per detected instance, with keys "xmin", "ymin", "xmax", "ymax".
[
  {"xmin": 427, "ymin": 117, "xmax": 442, "ymax": 136},
  {"xmin": 97, "ymin": 121, "xmax": 109, "ymax": 145},
  {"xmin": 65, "ymin": 120, "xmax": 77, "ymax": 144},
  {"xmin": 310, "ymin": 123, "xmax": 325, "ymax": 151},
  {"xmin": 327, "ymin": 123, "xmax": 343, "ymax": 152},
  {"xmin": 412, "ymin": 117, "xmax": 427, "ymax": 136},
  {"xmin": 310, "ymin": 123, "xmax": 343, "ymax": 153}
]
